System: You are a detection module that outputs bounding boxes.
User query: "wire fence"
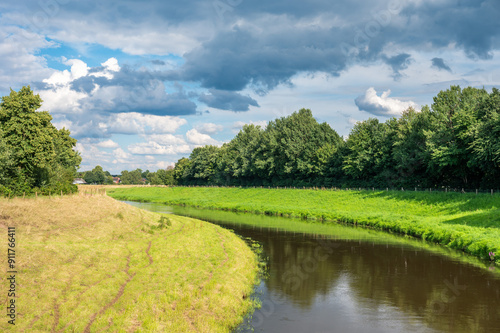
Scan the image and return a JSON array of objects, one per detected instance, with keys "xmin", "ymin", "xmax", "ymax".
[{"xmin": 151, "ymin": 185, "xmax": 500, "ymax": 196}]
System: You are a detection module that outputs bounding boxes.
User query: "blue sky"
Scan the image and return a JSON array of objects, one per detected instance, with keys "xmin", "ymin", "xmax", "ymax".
[{"xmin": 1, "ymin": 0, "xmax": 499, "ymax": 174}]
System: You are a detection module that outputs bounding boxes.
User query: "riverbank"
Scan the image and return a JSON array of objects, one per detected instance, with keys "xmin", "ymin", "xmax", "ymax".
[
  {"xmin": 107, "ymin": 186, "xmax": 500, "ymax": 265},
  {"xmin": 0, "ymin": 193, "xmax": 259, "ymax": 332}
]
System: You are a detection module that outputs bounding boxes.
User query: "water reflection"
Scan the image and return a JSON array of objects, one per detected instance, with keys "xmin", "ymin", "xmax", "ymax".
[{"xmin": 122, "ymin": 201, "xmax": 500, "ymax": 333}]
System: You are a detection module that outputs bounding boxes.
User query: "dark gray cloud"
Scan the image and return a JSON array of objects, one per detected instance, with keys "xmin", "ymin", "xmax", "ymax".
[
  {"xmin": 150, "ymin": 60, "xmax": 166, "ymax": 65},
  {"xmin": 6, "ymin": 0, "xmax": 500, "ymax": 100},
  {"xmin": 177, "ymin": 26, "xmax": 348, "ymax": 92},
  {"xmin": 431, "ymin": 57, "xmax": 452, "ymax": 72},
  {"xmin": 198, "ymin": 89, "xmax": 259, "ymax": 111},
  {"xmin": 171, "ymin": 0, "xmax": 500, "ymax": 91},
  {"xmin": 382, "ymin": 53, "xmax": 413, "ymax": 80}
]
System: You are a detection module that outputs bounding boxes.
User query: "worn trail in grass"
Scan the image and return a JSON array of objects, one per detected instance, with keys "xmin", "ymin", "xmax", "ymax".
[
  {"xmin": 107, "ymin": 186, "xmax": 500, "ymax": 264},
  {"xmin": 0, "ymin": 194, "xmax": 259, "ymax": 332}
]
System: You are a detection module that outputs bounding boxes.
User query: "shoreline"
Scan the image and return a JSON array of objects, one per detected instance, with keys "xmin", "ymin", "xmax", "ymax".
[
  {"xmin": 107, "ymin": 186, "xmax": 500, "ymax": 267},
  {"xmin": 0, "ymin": 194, "xmax": 260, "ymax": 332}
]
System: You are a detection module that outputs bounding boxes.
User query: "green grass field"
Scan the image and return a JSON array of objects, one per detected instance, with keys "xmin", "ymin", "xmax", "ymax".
[
  {"xmin": 107, "ymin": 186, "xmax": 500, "ymax": 265},
  {"xmin": 0, "ymin": 193, "xmax": 259, "ymax": 332}
]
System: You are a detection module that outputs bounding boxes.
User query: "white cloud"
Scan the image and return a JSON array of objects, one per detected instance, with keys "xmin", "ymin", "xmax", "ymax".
[
  {"xmin": 128, "ymin": 141, "xmax": 191, "ymax": 155},
  {"xmin": 113, "ymin": 147, "xmax": 131, "ymax": 159},
  {"xmin": 185, "ymin": 129, "xmax": 220, "ymax": 146},
  {"xmin": 154, "ymin": 160, "xmax": 175, "ymax": 169},
  {"xmin": 143, "ymin": 134, "xmax": 187, "ymax": 145},
  {"xmin": 0, "ymin": 26, "xmax": 54, "ymax": 91},
  {"xmin": 107, "ymin": 113, "xmax": 187, "ymax": 135},
  {"xmin": 355, "ymin": 87, "xmax": 420, "ymax": 117},
  {"xmin": 232, "ymin": 120, "xmax": 268, "ymax": 132},
  {"xmin": 90, "ymin": 57, "xmax": 120, "ymax": 79},
  {"xmin": 96, "ymin": 139, "xmax": 119, "ymax": 148},
  {"xmin": 195, "ymin": 122, "xmax": 224, "ymax": 134}
]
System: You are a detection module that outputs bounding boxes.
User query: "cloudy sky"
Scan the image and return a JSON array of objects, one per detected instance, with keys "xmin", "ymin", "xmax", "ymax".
[{"xmin": 1, "ymin": 0, "xmax": 499, "ymax": 173}]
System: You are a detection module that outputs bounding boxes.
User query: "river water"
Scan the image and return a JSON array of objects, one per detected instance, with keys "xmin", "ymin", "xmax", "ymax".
[{"xmin": 122, "ymin": 201, "xmax": 500, "ymax": 333}]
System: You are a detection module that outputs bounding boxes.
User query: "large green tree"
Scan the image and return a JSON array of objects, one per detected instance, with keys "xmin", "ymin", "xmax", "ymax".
[
  {"xmin": 424, "ymin": 86, "xmax": 488, "ymax": 187},
  {"xmin": 342, "ymin": 118, "xmax": 395, "ymax": 185},
  {"xmin": 469, "ymin": 88, "xmax": 500, "ymax": 187},
  {"xmin": 392, "ymin": 107, "xmax": 433, "ymax": 187},
  {"xmin": 265, "ymin": 108, "xmax": 343, "ymax": 184},
  {"xmin": 0, "ymin": 86, "xmax": 81, "ymax": 193}
]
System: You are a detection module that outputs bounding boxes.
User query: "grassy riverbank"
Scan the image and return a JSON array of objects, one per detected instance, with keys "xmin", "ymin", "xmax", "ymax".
[
  {"xmin": 0, "ymin": 193, "xmax": 259, "ymax": 332},
  {"xmin": 107, "ymin": 186, "xmax": 500, "ymax": 265}
]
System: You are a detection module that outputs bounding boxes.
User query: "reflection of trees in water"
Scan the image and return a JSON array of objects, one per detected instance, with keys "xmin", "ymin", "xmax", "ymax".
[
  {"xmin": 165, "ymin": 205, "xmax": 500, "ymax": 332},
  {"xmin": 257, "ymin": 231, "xmax": 500, "ymax": 333}
]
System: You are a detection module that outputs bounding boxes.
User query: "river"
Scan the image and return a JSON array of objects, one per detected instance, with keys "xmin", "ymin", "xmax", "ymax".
[{"xmin": 122, "ymin": 201, "xmax": 500, "ymax": 333}]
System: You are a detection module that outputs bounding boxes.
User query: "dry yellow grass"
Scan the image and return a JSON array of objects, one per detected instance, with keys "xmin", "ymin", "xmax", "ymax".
[{"xmin": 0, "ymin": 193, "xmax": 258, "ymax": 332}]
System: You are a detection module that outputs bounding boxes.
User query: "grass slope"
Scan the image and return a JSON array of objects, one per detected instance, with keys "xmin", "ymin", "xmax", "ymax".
[
  {"xmin": 0, "ymin": 193, "xmax": 258, "ymax": 332},
  {"xmin": 107, "ymin": 186, "xmax": 500, "ymax": 265}
]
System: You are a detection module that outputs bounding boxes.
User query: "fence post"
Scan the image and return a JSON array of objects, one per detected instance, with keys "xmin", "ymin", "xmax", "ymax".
[{"xmin": 476, "ymin": 189, "xmax": 478, "ymax": 195}]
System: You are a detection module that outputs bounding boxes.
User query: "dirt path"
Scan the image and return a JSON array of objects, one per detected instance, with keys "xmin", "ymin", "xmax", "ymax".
[{"xmin": 83, "ymin": 254, "xmax": 136, "ymax": 333}]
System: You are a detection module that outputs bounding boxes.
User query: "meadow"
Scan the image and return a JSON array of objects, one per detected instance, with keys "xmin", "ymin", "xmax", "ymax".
[
  {"xmin": 107, "ymin": 186, "xmax": 500, "ymax": 264},
  {"xmin": 0, "ymin": 192, "xmax": 259, "ymax": 332}
]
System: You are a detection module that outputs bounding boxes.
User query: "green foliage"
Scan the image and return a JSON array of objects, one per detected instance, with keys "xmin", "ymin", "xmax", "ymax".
[
  {"xmin": 148, "ymin": 215, "xmax": 172, "ymax": 233},
  {"xmin": 342, "ymin": 117, "xmax": 394, "ymax": 185},
  {"xmin": 120, "ymin": 168, "xmax": 144, "ymax": 184},
  {"xmin": 0, "ymin": 86, "xmax": 80, "ymax": 195},
  {"xmin": 166, "ymin": 86, "xmax": 499, "ymax": 189}
]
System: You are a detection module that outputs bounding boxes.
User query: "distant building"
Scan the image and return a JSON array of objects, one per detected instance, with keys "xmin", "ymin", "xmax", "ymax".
[
  {"xmin": 73, "ymin": 178, "xmax": 87, "ymax": 185},
  {"xmin": 113, "ymin": 177, "xmax": 121, "ymax": 184}
]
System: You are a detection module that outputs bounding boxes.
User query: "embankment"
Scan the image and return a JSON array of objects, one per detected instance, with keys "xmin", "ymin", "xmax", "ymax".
[
  {"xmin": 0, "ymin": 193, "xmax": 259, "ymax": 332},
  {"xmin": 107, "ymin": 186, "xmax": 500, "ymax": 265}
]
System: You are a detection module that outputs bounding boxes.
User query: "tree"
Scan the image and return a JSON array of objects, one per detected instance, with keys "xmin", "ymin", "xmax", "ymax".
[
  {"xmin": 424, "ymin": 86, "xmax": 488, "ymax": 187},
  {"xmin": 263, "ymin": 109, "xmax": 343, "ymax": 184},
  {"xmin": 0, "ymin": 130, "xmax": 15, "ymax": 186},
  {"xmin": 470, "ymin": 88, "xmax": 500, "ymax": 187},
  {"xmin": 120, "ymin": 169, "xmax": 143, "ymax": 184},
  {"xmin": 183, "ymin": 145, "xmax": 221, "ymax": 184},
  {"xmin": 0, "ymin": 86, "xmax": 80, "ymax": 193},
  {"xmin": 173, "ymin": 157, "xmax": 191, "ymax": 184},
  {"xmin": 392, "ymin": 107, "xmax": 433, "ymax": 187},
  {"xmin": 218, "ymin": 124, "xmax": 264, "ymax": 184},
  {"xmin": 342, "ymin": 118, "xmax": 394, "ymax": 185}
]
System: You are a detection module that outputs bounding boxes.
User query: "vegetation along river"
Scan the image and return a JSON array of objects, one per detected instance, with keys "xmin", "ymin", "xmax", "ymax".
[{"xmin": 122, "ymin": 200, "xmax": 500, "ymax": 333}]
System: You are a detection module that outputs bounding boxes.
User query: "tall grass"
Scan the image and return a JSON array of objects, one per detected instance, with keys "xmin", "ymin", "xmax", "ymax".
[
  {"xmin": 0, "ymin": 193, "xmax": 259, "ymax": 332},
  {"xmin": 107, "ymin": 186, "xmax": 500, "ymax": 265}
]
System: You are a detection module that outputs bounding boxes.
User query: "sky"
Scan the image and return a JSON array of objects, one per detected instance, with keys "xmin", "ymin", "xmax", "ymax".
[{"xmin": 1, "ymin": 0, "xmax": 500, "ymax": 174}]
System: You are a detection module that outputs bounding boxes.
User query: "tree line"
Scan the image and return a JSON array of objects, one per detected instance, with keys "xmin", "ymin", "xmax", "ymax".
[
  {"xmin": 167, "ymin": 86, "xmax": 499, "ymax": 189},
  {"xmin": 0, "ymin": 87, "xmax": 81, "ymax": 196}
]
